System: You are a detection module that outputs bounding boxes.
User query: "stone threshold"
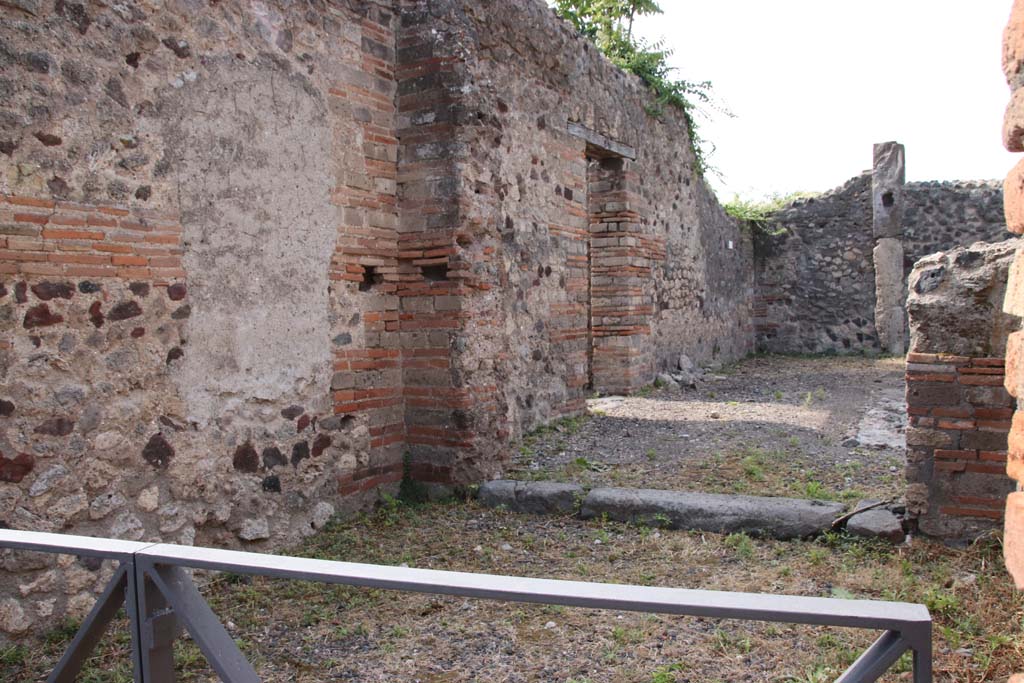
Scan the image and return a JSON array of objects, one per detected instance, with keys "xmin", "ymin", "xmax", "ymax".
[{"xmin": 477, "ymin": 480, "xmax": 904, "ymax": 542}]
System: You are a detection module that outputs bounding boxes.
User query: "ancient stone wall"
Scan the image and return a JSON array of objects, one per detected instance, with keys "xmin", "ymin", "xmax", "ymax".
[
  {"xmin": 904, "ymin": 240, "xmax": 1019, "ymax": 542},
  {"xmin": 0, "ymin": 0, "xmax": 401, "ymax": 634},
  {"xmin": 753, "ymin": 174, "xmax": 876, "ymax": 354},
  {"xmin": 754, "ymin": 171, "xmax": 1009, "ymax": 355},
  {"xmin": 415, "ymin": 0, "xmax": 753, "ymax": 423},
  {"xmin": 0, "ymin": 0, "xmax": 753, "ymax": 632},
  {"xmin": 654, "ymin": 176, "xmax": 753, "ymax": 373},
  {"xmin": 904, "ymin": 180, "xmax": 1006, "ymax": 268}
]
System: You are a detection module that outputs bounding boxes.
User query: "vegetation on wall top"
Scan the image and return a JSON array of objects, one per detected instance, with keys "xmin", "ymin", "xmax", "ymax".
[
  {"xmin": 723, "ymin": 192, "xmax": 820, "ymax": 236},
  {"xmin": 552, "ymin": 0, "xmax": 719, "ymax": 175}
]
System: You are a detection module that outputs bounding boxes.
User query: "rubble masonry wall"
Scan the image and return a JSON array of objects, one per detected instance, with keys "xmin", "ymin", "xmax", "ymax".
[
  {"xmin": 0, "ymin": 0, "xmax": 752, "ymax": 633},
  {"xmin": 754, "ymin": 177, "xmax": 1006, "ymax": 355}
]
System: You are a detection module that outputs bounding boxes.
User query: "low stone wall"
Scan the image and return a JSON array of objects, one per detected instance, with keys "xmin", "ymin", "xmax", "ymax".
[
  {"xmin": 904, "ymin": 180, "xmax": 1006, "ymax": 268},
  {"xmin": 905, "ymin": 240, "xmax": 1019, "ymax": 542}
]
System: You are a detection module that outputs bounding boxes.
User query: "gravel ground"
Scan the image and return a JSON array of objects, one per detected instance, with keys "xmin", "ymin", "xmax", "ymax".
[
  {"xmin": 5, "ymin": 357, "xmax": 1020, "ymax": 683},
  {"xmin": 508, "ymin": 355, "xmax": 908, "ymax": 505}
]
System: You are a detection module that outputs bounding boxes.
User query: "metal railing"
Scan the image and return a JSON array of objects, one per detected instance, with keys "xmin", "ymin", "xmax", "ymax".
[{"xmin": 0, "ymin": 529, "xmax": 932, "ymax": 683}]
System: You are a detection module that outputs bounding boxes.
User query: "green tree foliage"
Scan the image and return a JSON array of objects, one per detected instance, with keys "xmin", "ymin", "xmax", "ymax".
[{"xmin": 553, "ymin": 0, "xmax": 717, "ymax": 173}]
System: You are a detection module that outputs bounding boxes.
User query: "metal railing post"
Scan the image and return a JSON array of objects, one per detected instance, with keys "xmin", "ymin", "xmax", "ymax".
[
  {"xmin": 140, "ymin": 560, "xmax": 259, "ymax": 683},
  {"xmin": 126, "ymin": 558, "xmax": 145, "ymax": 683},
  {"xmin": 134, "ymin": 560, "xmax": 180, "ymax": 683},
  {"xmin": 910, "ymin": 620, "xmax": 933, "ymax": 683}
]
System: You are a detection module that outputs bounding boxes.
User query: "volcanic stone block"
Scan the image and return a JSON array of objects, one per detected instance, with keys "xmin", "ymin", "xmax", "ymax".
[
  {"xmin": 908, "ymin": 240, "xmax": 1020, "ymax": 357},
  {"xmin": 478, "ymin": 480, "xmax": 583, "ymax": 515},
  {"xmin": 873, "ymin": 237, "xmax": 906, "ymax": 355},
  {"xmin": 846, "ymin": 507, "xmax": 905, "ymax": 543},
  {"xmin": 1004, "ymin": 248, "xmax": 1024, "ymax": 317},
  {"xmin": 580, "ymin": 488, "xmax": 844, "ymax": 540},
  {"xmin": 1007, "ymin": 492, "xmax": 1024, "ymax": 588},
  {"xmin": 1007, "ymin": 158, "xmax": 1024, "ymax": 235},
  {"xmin": 872, "ymin": 142, "xmax": 905, "ymax": 239},
  {"xmin": 961, "ymin": 429, "xmax": 1010, "ymax": 452}
]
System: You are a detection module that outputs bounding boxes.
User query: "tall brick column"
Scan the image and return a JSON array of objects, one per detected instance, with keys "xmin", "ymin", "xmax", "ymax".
[
  {"xmin": 1002, "ymin": 2, "xmax": 1024, "ymax": 614},
  {"xmin": 1001, "ymin": 10, "xmax": 1024, "ymax": 683},
  {"xmin": 872, "ymin": 141, "xmax": 907, "ymax": 356}
]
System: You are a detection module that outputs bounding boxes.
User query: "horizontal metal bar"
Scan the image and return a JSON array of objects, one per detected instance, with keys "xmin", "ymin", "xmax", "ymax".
[
  {"xmin": 0, "ymin": 529, "xmax": 154, "ymax": 560},
  {"xmin": 136, "ymin": 542, "xmax": 929, "ymax": 631}
]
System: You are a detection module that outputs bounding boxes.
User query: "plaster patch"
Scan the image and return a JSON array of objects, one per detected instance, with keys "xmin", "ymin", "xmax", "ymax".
[{"xmin": 161, "ymin": 59, "xmax": 336, "ymax": 425}]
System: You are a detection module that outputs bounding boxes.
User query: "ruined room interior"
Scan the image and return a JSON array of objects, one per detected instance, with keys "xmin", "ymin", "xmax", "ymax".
[{"xmin": 0, "ymin": 0, "xmax": 1022, "ymax": 680}]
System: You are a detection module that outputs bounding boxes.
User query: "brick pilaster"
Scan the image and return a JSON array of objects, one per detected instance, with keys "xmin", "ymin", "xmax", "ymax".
[
  {"xmin": 588, "ymin": 158, "xmax": 661, "ymax": 394},
  {"xmin": 905, "ymin": 353, "xmax": 1015, "ymax": 540}
]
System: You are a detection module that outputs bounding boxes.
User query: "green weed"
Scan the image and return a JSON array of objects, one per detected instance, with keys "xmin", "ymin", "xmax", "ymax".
[{"xmin": 723, "ymin": 532, "xmax": 754, "ymax": 559}]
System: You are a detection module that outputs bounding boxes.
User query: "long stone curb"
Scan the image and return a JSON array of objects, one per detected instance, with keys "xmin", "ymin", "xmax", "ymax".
[
  {"xmin": 477, "ymin": 480, "xmax": 846, "ymax": 540},
  {"xmin": 581, "ymin": 487, "xmax": 845, "ymax": 540}
]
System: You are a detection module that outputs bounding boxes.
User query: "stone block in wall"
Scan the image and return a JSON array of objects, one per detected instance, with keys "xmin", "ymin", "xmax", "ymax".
[
  {"xmin": 906, "ymin": 380, "xmax": 963, "ymax": 407},
  {"xmin": 905, "ymin": 426, "xmax": 957, "ymax": 449},
  {"xmin": 872, "ymin": 142, "xmax": 905, "ymax": 239},
  {"xmin": 1010, "ymin": 411, "xmax": 1024, "ymax": 482},
  {"xmin": 873, "ymin": 237, "xmax": 906, "ymax": 354},
  {"xmin": 1008, "ymin": 492, "xmax": 1024, "ymax": 588},
  {"xmin": 965, "ymin": 383, "xmax": 1015, "ymax": 407},
  {"xmin": 907, "ymin": 240, "xmax": 1021, "ymax": 357},
  {"xmin": 1007, "ymin": 330, "xmax": 1024, "ymax": 398},
  {"xmin": 961, "ymin": 428, "xmax": 1012, "ymax": 451},
  {"xmin": 1004, "ymin": 89, "xmax": 1024, "ymax": 153},
  {"xmin": 1005, "ymin": 245, "xmax": 1024, "ymax": 316},
  {"xmin": 1005, "ymin": 0, "xmax": 1024, "ymax": 90}
]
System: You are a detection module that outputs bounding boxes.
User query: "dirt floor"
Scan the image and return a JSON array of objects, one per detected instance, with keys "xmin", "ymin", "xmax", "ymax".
[
  {"xmin": 3, "ymin": 356, "xmax": 1022, "ymax": 682},
  {"xmin": 508, "ymin": 355, "xmax": 909, "ymax": 505}
]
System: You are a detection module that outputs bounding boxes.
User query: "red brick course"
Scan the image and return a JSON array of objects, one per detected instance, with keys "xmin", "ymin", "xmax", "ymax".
[
  {"xmin": 1, "ymin": 196, "xmax": 183, "ymax": 283},
  {"xmin": 906, "ymin": 353, "xmax": 1015, "ymax": 534}
]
